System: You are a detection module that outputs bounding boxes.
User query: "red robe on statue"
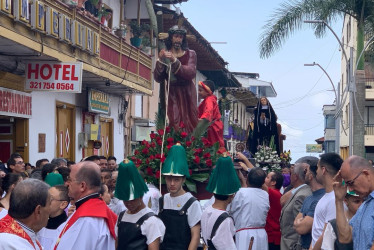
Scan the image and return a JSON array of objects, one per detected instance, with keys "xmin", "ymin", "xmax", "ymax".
[
  {"xmin": 154, "ymin": 50, "xmax": 198, "ymax": 133},
  {"xmin": 198, "ymin": 94, "xmax": 224, "ymax": 147}
]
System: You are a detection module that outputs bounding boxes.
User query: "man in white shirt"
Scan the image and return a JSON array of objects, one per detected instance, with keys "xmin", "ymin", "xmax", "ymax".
[
  {"xmin": 230, "ymin": 167, "xmax": 270, "ymax": 250},
  {"xmin": 0, "ymin": 179, "xmax": 51, "ymax": 250},
  {"xmin": 115, "ymin": 159, "xmax": 165, "ymax": 249},
  {"xmin": 158, "ymin": 144, "xmax": 202, "ymax": 250},
  {"xmin": 201, "ymin": 155, "xmax": 240, "ymax": 250},
  {"xmin": 311, "ymin": 152, "xmax": 343, "ymax": 249}
]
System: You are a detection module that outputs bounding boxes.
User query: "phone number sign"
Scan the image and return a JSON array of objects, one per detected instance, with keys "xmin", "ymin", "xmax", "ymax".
[{"xmin": 25, "ymin": 62, "xmax": 83, "ymax": 93}]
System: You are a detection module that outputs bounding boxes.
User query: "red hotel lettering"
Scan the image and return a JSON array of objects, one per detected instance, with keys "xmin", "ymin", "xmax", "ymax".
[
  {"xmin": 62, "ymin": 64, "xmax": 70, "ymax": 80},
  {"xmin": 40, "ymin": 64, "xmax": 53, "ymax": 80},
  {"xmin": 28, "ymin": 63, "xmax": 79, "ymax": 81},
  {"xmin": 53, "ymin": 64, "xmax": 62, "ymax": 80},
  {"xmin": 28, "ymin": 63, "xmax": 39, "ymax": 79},
  {"xmin": 71, "ymin": 65, "xmax": 79, "ymax": 81}
]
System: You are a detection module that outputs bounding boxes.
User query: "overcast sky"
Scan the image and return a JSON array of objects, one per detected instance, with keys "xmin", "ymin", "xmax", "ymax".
[{"xmin": 179, "ymin": 0, "xmax": 343, "ymax": 162}]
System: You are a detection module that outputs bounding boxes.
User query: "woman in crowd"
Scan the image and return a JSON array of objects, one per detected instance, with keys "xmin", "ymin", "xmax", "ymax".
[{"xmin": 0, "ymin": 173, "xmax": 22, "ymax": 210}]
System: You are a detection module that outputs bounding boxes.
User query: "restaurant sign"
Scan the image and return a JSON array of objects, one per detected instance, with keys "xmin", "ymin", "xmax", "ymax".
[
  {"xmin": 0, "ymin": 87, "xmax": 32, "ymax": 118},
  {"xmin": 88, "ymin": 89, "xmax": 110, "ymax": 114},
  {"xmin": 25, "ymin": 62, "xmax": 83, "ymax": 93}
]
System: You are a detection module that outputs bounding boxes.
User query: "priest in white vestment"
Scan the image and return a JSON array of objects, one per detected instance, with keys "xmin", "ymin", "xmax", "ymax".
[
  {"xmin": 0, "ymin": 179, "xmax": 51, "ymax": 250},
  {"xmin": 54, "ymin": 161, "xmax": 117, "ymax": 250}
]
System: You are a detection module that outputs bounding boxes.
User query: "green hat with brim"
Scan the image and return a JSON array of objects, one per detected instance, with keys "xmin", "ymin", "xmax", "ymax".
[
  {"xmin": 45, "ymin": 172, "xmax": 64, "ymax": 187},
  {"xmin": 115, "ymin": 160, "xmax": 149, "ymax": 201},
  {"xmin": 162, "ymin": 144, "xmax": 190, "ymax": 177},
  {"xmin": 206, "ymin": 156, "xmax": 241, "ymax": 195}
]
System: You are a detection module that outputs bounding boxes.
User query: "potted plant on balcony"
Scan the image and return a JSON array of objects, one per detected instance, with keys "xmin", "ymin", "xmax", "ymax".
[
  {"xmin": 129, "ymin": 20, "xmax": 150, "ymax": 48},
  {"xmin": 113, "ymin": 21, "xmax": 127, "ymax": 39}
]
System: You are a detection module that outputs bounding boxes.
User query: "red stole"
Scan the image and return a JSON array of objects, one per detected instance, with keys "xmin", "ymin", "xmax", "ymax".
[
  {"xmin": 54, "ymin": 198, "xmax": 117, "ymax": 250},
  {"xmin": 0, "ymin": 214, "xmax": 42, "ymax": 249}
]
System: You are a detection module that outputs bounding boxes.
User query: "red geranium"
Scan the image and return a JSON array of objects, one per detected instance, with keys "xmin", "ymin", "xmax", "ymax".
[
  {"xmin": 146, "ymin": 167, "xmax": 153, "ymax": 176},
  {"xmin": 157, "ymin": 139, "xmax": 162, "ymax": 146},
  {"xmin": 155, "ymin": 170, "xmax": 160, "ymax": 179},
  {"xmin": 142, "ymin": 148, "xmax": 149, "ymax": 155},
  {"xmin": 167, "ymin": 144, "xmax": 172, "ymax": 150},
  {"xmin": 150, "ymin": 133, "xmax": 156, "ymax": 139},
  {"xmin": 157, "ymin": 129, "xmax": 164, "ymax": 136},
  {"xmin": 203, "ymin": 152, "xmax": 211, "ymax": 159},
  {"xmin": 165, "ymin": 126, "xmax": 171, "ymax": 133},
  {"xmin": 167, "ymin": 137, "xmax": 174, "ymax": 144},
  {"xmin": 150, "ymin": 142, "xmax": 156, "ymax": 148},
  {"xmin": 206, "ymin": 159, "xmax": 212, "ymax": 167},
  {"xmin": 181, "ymin": 132, "xmax": 188, "ymax": 138},
  {"xmin": 201, "ymin": 137, "xmax": 211, "ymax": 147},
  {"xmin": 134, "ymin": 150, "xmax": 140, "ymax": 155},
  {"xmin": 186, "ymin": 141, "xmax": 192, "ymax": 147},
  {"xmin": 194, "ymin": 148, "xmax": 203, "ymax": 155},
  {"xmin": 193, "ymin": 156, "xmax": 200, "ymax": 164},
  {"xmin": 150, "ymin": 155, "xmax": 155, "ymax": 160}
]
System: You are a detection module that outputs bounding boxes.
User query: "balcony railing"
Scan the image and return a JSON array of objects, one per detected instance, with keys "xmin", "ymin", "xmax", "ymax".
[
  {"xmin": 0, "ymin": 0, "xmax": 152, "ymax": 91},
  {"xmin": 365, "ymin": 124, "xmax": 374, "ymax": 135}
]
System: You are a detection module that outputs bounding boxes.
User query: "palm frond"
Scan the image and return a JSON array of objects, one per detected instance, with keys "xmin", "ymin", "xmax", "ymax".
[
  {"xmin": 191, "ymin": 119, "xmax": 210, "ymax": 140},
  {"xmin": 259, "ymin": 0, "xmax": 318, "ymax": 59}
]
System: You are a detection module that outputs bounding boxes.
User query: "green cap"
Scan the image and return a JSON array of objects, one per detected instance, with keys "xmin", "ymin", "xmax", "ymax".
[
  {"xmin": 206, "ymin": 156, "xmax": 241, "ymax": 195},
  {"xmin": 45, "ymin": 173, "xmax": 64, "ymax": 187},
  {"xmin": 115, "ymin": 160, "xmax": 149, "ymax": 201},
  {"xmin": 162, "ymin": 144, "xmax": 190, "ymax": 177}
]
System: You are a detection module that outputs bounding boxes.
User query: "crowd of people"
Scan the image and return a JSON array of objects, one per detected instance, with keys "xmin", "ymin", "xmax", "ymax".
[{"xmin": 0, "ymin": 150, "xmax": 373, "ymax": 250}]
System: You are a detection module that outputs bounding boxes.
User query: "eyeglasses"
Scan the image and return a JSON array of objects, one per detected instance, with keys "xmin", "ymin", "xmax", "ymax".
[
  {"xmin": 15, "ymin": 161, "xmax": 24, "ymax": 165},
  {"xmin": 50, "ymin": 196, "xmax": 67, "ymax": 202},
  {"xmin": 345, "ymin": 171, "xmax": 364, "ymax": 187}
]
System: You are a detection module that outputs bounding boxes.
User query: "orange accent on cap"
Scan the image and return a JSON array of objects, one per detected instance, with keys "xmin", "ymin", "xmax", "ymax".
[{"xmin": 198, "ymin": 81, "xmax": 213, "ymax": 95}]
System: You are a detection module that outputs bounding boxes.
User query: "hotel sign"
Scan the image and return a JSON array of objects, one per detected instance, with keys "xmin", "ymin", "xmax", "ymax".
[
  {"xmin": 25, "ymin": 62, "xmax": 83, "ymax": 93},
  {"xmin": 5, "ymin": 0, "xmax": 100, "ymax": 56},
  {"xmin": 88, "ymin": 89, "xmax": 110, "ymax": 114},
  {"xmin": 0, "ymin": 87, "xmax": 32, "ymax": 118}
]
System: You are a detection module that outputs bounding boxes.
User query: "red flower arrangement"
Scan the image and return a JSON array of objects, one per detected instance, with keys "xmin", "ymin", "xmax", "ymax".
[{"xmin": 130, "ymin": 122, "xmax": 221, "ymax": 192}]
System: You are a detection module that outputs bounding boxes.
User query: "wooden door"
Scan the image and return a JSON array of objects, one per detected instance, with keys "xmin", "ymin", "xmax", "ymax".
[
  {"xmin": 56, "ymin": 103, "xmax": 75, "ymax": 161},
  {"xmin": 99, "ymin": 118, "xmax": 113, "ymax": 157},
  {"xmin": 0, "ymin": 118, "xmax": 28, "ymax": 163},
  {"xmin": 15, "ymin": 118, "xmax": 29, "ymax": 162}
]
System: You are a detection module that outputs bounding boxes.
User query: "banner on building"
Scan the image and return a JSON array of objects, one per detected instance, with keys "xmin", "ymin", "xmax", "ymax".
[
  {"xmin": 88, "ymin": 89, "xmax": 110, "ymax": 114},
  {"xmin": 306, "ymin": 144, "xmax": 323, "ymax": 153},
  {"xmin": 25, "ymin": 62, "xmax": 83, "ymax": 93},
  {"xmin": 0, "ymin": 87, "xmax": 32, "ymax": 118}
]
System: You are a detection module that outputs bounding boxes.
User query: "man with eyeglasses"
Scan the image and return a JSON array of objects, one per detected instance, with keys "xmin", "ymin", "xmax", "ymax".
[
  {"xmin": 310, "ymin": 152, "xmax": 343, "ymax": 249},
  {"xmin": 7, "ymin": 153, "xmax": 26, "ymax": 175},
  {"xmin": 333, "ymin": 155, "xmax": 374, "ymax": 249}
]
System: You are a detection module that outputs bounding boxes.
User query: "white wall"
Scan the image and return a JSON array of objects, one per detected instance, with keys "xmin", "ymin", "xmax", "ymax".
[
  {"xmin": 28, "ymin": 91, "xmax": 125, "ymax": 164},
  {"xmin": 28, "ymin": 91, "xmax": 81, "ymax": 164},
  {"xmin": 124, "ymin": 0, "xmax": 150, "ymax": 20}
]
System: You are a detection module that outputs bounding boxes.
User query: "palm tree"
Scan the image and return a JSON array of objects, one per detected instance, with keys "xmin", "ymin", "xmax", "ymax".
[{"xmin": 259, "ymin": 0, "xmax": 374, "ymax": 157}]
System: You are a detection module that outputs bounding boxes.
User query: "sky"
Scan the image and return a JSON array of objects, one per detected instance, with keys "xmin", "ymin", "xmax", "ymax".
[{"xmin": 178, "ymin": 0, "xmax": 344, "ymax": 163}]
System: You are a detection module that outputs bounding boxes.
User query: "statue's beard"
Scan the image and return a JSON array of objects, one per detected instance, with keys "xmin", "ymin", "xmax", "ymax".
[{"xmin": 173, "ymin": 42, "xmax": 182, "ymax": 50}]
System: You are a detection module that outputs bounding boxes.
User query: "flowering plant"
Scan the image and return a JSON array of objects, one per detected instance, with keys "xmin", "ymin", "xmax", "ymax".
[
  {"xmin": 130, "ymin": 122, "xmax": 221, "ymax": 192},
  {"xmin": 254, "ymin": 145, "xmax": 281, "ymax": 172},
  {"xmin": 280, "ymin": 150, "xmax": 292, "ymax": 164}
]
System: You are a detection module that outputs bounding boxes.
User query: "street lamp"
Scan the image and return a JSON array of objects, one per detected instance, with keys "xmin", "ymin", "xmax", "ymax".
[
  {"xmin": 304, "ymin": 20, "xmax": 354, "ymax": 156},
  {"xmin": 304, "ymin": 62, "xmax": 340, "ymax": 153}
]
